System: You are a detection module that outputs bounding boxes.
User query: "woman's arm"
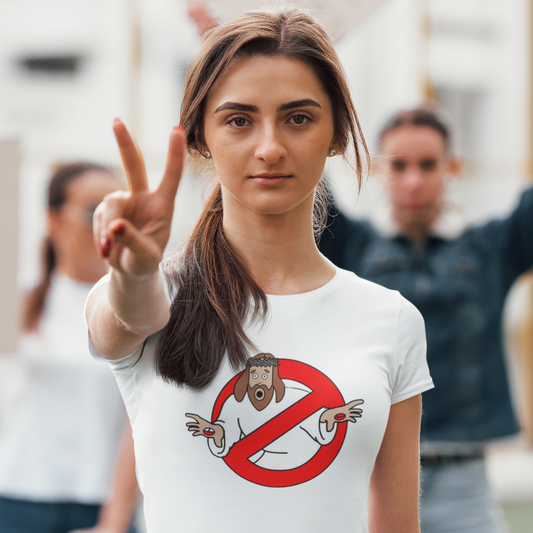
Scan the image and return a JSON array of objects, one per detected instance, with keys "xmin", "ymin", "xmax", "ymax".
[
  {"xmin": 368, "ymin": 394, "xmax": 422, "ymax": 533},
  {"xmin": 86, "ymin": 120, "xmax": 185, "ymax": 360}
]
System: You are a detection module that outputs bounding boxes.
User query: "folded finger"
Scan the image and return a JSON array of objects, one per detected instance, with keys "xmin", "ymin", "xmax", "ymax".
[{"xmin": 113, "ymin": 119, "xmax": 149, "ymax": 193}]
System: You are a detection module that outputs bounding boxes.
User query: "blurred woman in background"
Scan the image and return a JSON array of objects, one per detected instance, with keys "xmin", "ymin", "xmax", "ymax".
[
  {"xmin": 320, "ymin": 107, "xmax": 533, "ymax": 533},
  {"xmin": 0, "ymin": 163, "xmax": 139, "ymax": 533}
]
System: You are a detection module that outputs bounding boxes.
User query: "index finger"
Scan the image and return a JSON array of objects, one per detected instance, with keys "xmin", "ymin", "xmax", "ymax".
[
  {"xmin": 113, "ymin": 118, "xmax": 149, "ymax": 193},
  {"xmin": 156, "ymin": 125, "xmax": 186, "ymax": 199}
]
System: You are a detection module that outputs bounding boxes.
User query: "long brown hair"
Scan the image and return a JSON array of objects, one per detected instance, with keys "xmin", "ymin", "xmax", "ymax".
[
  {"xmin": 23, "ymin": 162, "xmax": 111, "ymax": 332},
  {"xmin": 156, "ymin": 7, "xmax": 369, "ymax": 389}
]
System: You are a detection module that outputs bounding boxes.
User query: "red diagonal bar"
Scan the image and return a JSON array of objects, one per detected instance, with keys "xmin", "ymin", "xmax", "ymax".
[{"xmin": 215, "ymin": 359, "xmax": 348, "ymax": 487}]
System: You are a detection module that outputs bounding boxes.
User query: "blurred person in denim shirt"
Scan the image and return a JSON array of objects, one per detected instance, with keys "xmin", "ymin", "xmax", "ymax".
[{"xmin": 319, "ymin": 107, "xmax": 533, "ymax": 533}]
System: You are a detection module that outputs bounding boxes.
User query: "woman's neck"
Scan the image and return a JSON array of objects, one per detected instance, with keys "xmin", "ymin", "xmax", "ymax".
[{"xmin": 222, "ymin": 198, "xmax": 334, "ymax": 295}]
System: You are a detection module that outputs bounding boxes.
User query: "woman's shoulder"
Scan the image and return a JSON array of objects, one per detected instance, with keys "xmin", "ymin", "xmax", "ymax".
[
  {"xmin": 334, "ymin": 266, "xmax": 403, "ymax": 303},
  {"xmin": 336, "ymin": 267, "xmax": 423, "ymax": 323}
]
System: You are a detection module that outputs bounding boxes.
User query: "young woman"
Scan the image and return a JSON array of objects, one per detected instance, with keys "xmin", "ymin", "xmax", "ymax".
[
  {"xmin": 320, "ymin": 107, "xmax": 533, "ymax": 533},
  {"xmin": 0, "ymin": 163, "xmax": 139, "ymax": 533},
  {"xmin": 86, "ymin": 8, "xmax": 432, "ymax": 532}
]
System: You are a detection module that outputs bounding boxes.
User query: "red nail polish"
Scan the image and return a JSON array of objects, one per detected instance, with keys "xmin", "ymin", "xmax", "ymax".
[
  {"xmin": 173, "ymin": 125, "xmax": 184, "ymax": 132},
  {"xmin": 100, "ymin": 237, "xmax": 111, "ymax": 258},
  {"xmin": 113, "ymin": 118, "xmax": 121, "ymax": 124},
  {"xmin": 112, "ymin": 223, "xmax": 125, "ymax": 236}
]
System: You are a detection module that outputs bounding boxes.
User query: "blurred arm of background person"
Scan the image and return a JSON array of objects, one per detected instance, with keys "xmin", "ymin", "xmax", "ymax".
[{"xmin": 69, "ymin": 425, "xmax": 139, "ymax": 533}]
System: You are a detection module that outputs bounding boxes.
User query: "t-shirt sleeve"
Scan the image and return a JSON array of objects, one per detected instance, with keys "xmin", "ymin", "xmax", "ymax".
[{"xmin": 391, "ymin": 297, "xmax": 433, "ymax": 404}]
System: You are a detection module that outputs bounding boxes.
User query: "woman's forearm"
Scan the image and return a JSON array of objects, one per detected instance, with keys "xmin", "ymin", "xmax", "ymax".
[
  {"xmin": 87, "ymin": 268, "xmax": 170, "ymax": 360},
  {"xmin": 108, "ymin": 268, "xmax": 170, "ymax": 336}
]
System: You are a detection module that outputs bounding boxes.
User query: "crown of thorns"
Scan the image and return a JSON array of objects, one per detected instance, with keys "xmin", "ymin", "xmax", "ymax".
[{"xmin": 246, "ymin": 356, "xmax": 280, "ymax": 368}]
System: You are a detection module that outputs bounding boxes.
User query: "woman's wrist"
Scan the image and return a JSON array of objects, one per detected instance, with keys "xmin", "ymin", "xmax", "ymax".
[{"xmin": 108, "ymin": 266, "xmax": 170, "ymax": 336}]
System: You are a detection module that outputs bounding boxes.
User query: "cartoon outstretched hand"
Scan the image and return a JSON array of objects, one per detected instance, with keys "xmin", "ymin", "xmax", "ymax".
[
  {"xmin": 320, "ymin": 399, "xmax": 364, "ymax": 432},
  {"xmin": 186, "ymin": 413, "xmax": 224, "ymax": 448}
]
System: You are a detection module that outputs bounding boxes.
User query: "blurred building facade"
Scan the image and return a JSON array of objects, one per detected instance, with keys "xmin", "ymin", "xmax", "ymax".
[{"xmin": 1, "ymin": 0, "xmax": 532, "ymax": 274}]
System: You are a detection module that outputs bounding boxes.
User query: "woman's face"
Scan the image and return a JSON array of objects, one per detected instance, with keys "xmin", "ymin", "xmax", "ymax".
[
  {"xmin": 203, "ymin": 55, "xmax": 336, "ymax": 220},
  {"xmin": 380, "ymin": 125, "xmax": 454, "ymax": 231}
]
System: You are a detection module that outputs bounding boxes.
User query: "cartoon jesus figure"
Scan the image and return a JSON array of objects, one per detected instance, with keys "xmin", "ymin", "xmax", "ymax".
[{"xmin": 186, "ymin": 353, "xmax": 363, "ymax": 470}]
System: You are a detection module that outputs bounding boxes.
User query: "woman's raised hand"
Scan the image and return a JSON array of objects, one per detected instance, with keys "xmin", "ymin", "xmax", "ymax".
[{"xmin": 94, "ymin": 119, "xmax": 185, "ymax": 277}]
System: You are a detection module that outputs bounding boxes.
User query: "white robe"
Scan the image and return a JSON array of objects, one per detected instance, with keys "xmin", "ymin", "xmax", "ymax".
[{"xmin": 207, "ymin": 380, "xmax": 336, "ymax": 470}]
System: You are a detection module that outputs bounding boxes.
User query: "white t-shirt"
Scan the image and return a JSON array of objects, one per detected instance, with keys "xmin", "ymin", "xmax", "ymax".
[
  {"xmin": 91, "ymin": 266, "xmax": 433, "ymax": 532},
  {"xmin": 0, "ymin": 275, "xmax": 127, "ymax": 504}
]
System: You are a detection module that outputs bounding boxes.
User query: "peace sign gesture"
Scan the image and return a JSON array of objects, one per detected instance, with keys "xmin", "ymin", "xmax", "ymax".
[{"xmin": 94, "ymin": 119, "xmax": 186, "ymax": 277}]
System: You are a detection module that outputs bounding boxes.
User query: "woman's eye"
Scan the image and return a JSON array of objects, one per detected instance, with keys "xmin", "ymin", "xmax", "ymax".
[
  {"xmin": 420, "ymin": 159, "xmax": 437, "ymax": 172},
  {"xmin": 391, "ymin": 159, "xmax": 406, "ymax": 173},
  {"xmin": 229, "ymin": 117, "xmax": 249, "ymax": 127},
  {"xmin": 288, "ymin": 114, "xmax": 310, "ymax": 125}
]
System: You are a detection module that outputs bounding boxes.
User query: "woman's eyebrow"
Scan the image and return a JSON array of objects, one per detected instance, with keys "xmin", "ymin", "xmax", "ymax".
[
  {"xmin": 278, "ymin": 99, "xmax": 321, "ymax": 111},
  {"xmin": 214, "ymin": 99, "xmax": 322, "ymax": 114},
  {"xmin": 214, "ymin": 102, "xmax": 259, "ymax": 113}
]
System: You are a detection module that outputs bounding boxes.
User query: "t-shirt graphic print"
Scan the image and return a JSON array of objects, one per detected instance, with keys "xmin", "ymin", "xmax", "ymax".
[{"xmin": 186, "ymin": 352, "xmax": 364, "ymax": 487}]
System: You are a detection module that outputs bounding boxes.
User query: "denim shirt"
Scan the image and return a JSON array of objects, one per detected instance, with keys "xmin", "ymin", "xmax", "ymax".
[{"xmin": 319, "ymin": 188, "xmax": 533, "ymax": 450}]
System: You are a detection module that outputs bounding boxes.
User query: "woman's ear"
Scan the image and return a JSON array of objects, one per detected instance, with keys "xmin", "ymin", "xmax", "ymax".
[
  {"xmin": 197, "ymin": 143, "xmax": 211, "ymax": 159},
  {"xmin": 447, "ymin": 154, "xmax": 463, "ymax": 176},
  {"xmin": 46, "ymin": 210, "xmax": 61, "ymax": 241},
  {"xmin": 328, "ymin": 136, "xmax": 340, "ymax": 157}
]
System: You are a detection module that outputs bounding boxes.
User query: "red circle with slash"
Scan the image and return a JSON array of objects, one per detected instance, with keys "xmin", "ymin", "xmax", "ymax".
[{"xmin": 211, "ymin": 359, "xmax": 347, "ymax": 487}]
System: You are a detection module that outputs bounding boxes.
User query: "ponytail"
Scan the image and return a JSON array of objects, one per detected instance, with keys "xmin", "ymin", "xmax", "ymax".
[
  {"xmin": 22, "ymin": 161, "xmax": 111, "ymax": 332},
  {"xmin": 23, "ymin": 238, "xmax": 56, "ymax": 332},
  {"xmin": 156, "ymin": 184, "xmax": 268, "ymax": 389}
]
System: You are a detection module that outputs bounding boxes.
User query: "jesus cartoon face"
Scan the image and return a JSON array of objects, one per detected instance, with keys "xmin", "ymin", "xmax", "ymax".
[
  {"xmin": 248, "ymin": 365, "xmax": 273, "ymax": 406},
  {"xmin": 233, "ymin": 353, "xmax": 285, "ymax": 411}
]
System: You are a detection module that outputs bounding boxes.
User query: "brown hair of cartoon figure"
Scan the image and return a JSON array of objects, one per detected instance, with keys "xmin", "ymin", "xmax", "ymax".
[{"xmin": 234, "ymin": 353, "xmax": 285, "ymax": 411}]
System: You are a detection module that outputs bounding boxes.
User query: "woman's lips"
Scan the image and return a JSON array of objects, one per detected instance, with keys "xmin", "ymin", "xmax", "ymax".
[
  {"xmin": 404, "ymin": 203, "xmax": 426, "ymax": 212},
  {"xmin": 249, "ymin": 173, "xmax": 292, "ymax": 185}
]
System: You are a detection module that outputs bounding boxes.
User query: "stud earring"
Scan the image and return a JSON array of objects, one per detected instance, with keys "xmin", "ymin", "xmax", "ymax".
[
  {"xmin": 329, "ymin": 149, "xmax": 336, "ymax": 156},
  {"xmin": 205, "ymin": 151, "xmax": 211, "ymax": 158}
]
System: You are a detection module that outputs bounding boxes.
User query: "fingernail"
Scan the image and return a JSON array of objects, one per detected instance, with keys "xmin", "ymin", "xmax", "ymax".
[
  {"xmin": 113, "ymin": 118, "xmax": 121, "ymax": 125},
  {"xmin": 100, "ymin": 236, "xmax": 111, "ymax": 258},
  {"xmin": 112, "ymin": 223, "xmax": 125, "ymax": 236},
  {"xmin": 173, "ymin": 125, "xmax": 184, "ymax": 132}
]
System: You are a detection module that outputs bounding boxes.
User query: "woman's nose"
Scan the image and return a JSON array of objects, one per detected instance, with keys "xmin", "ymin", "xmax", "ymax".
[
  {"xmin": 254, "ymin": 126, "xmax": 287, "ymax": 164},
  {"xmin": 403, "ymin": 169, "xmax": 424, "ymax": 188}
]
